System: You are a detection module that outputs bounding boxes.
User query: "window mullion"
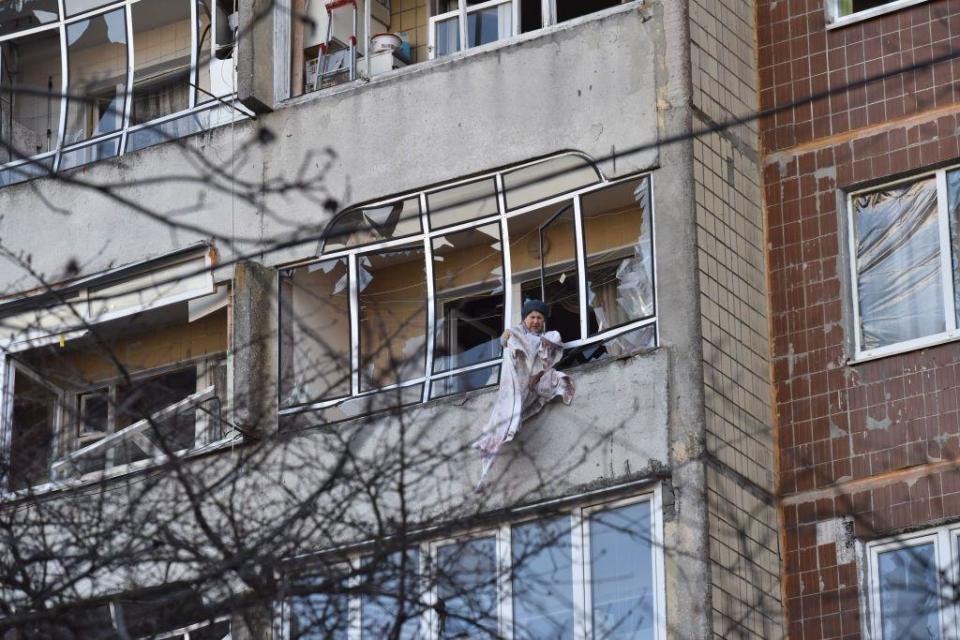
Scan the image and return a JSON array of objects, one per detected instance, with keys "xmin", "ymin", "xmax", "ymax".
[
  {"xmin": 458, "ymin": 0, "xmax": 467, "ymax": 50},
  {"xmin": 574, "ymin": 195, "xmax": 588, "ymax": 341},
  {"xmin": 937, "ymin": 170, "xmax": 957, "ymax": 332},
  {"xmin": 496, "ymin": 174, "xmax": 514, "ymax": 328},
  {"xmin": 189, "ymin": 0, "xmax": 198, "ymax": 109},
  {"xmin": 119, "ymin": 1, "xmax": 134, "ymax": 154},
  {"xmin": 846, "ymin": 193, "xmax": 864, "ymax": 357},
  {"xmin": 498, "ymin": 523, "xmax": 514, "ymax": 639},
  {"xmin": 572, "ymin": 509, "xmax": 588, "ymax": 640},
  {"xmin": 421, "ymin": 193, "xmax": 434, "ymax": 401},
  {"xmin": 54, "ymin": 13, "xmax": 68, "ymax": 172},
  {"xmin": 349, "ymin": 253, "xmax": 360, "ymax": 397}
]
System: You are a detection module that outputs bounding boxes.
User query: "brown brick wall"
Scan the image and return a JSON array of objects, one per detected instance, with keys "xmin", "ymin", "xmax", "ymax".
[
  {"xmin": 759, "ymin": 0, "xmax": 960, "ymax": 153},
  {"xmin": 760, "ymin": 1, "xmax": 960, "ymax": 638}
]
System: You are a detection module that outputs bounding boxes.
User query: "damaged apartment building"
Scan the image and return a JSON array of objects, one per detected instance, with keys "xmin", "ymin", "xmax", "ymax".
[
  {"xmin": 0, "ymin": 1, "xmax": 783, "ymax": 639},
  {"xmin": 761, "ymin": 0, "xmax": 960, "ymax": 638}
]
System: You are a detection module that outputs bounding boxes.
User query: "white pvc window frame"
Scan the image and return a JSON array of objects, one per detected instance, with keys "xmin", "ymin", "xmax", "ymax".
[
  {"xmin": 278, "ymin": 486, "xmax": 665, "ymax": 640},
  {"xmin": 0, "ymin": 0, "xmax": 244, "ymax": 183},
  {"xmin": 859, "ymin": 523, "xmax": 960, "ymax": 639},
  {"xmin": 427, "ymin": 0, "xmax": 520, "ymax": 60},
  {"xmin": 846, "ymin": 166, "xmax": 960, "ymax": 363},
  {"xmin": 278, "ymin": 152, "xmax": 659, "ymax": 417},
  {"xmin": 825, "ymin": 0, "xmax": 931, "ymax": 29}
]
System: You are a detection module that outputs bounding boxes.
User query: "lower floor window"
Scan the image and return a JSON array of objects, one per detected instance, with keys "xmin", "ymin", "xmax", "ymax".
[
  {"xmin": 280, "ymin": 491, "xmax": 664, "ymax": 640},
  {"xmin": 863, "ymin": 523, "xmax": 960, "ymax": 639}
]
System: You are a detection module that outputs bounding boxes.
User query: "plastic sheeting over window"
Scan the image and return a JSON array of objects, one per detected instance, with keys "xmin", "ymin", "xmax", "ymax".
[{"xmin": 853, "ymin": 178, "xmax": 945, "ymax": 352}]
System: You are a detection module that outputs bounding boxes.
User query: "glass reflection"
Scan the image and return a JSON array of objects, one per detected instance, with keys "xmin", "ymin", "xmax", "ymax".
[
  {"xmin": 878, "ymin": 544, "xmax": 941, "ymax": 640},
  {"xmin": 512, "ymin": 517, "xmax": 574, "ymax": 640},
  {"xmin": 589, "ymin": 501, "xmax": 654, "ymax": 640},
  {"xmin": 436, "ymin": 537, "xmax": 498, "ymax": 639},
  {"xmin": 467, "ymin": 3, "xmax": 511, "ymax": 48},
  {"xmin": 361, "ymin": 550, "xmax": 421, "ymax": 640},
  {"xmin": 131, "ymin": 0, "xmax": 192, "ymax": 124},
  {"xmin": 0, "ymin": 28, "xmax": 62, "ymax": 162},
  {"xmin": 434, "ymin": 16, "xmax": 460, "ymax": 57},
  {"xmin": 0, "ymin": 0, "xmax": 59, "ymax": 38}
]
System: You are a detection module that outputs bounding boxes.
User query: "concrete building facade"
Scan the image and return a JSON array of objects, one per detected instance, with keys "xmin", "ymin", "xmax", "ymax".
[
  {"xmin": 0, "ymin": 1, "xmax": 783, "ymax": 638},
  {"xmin": 760, "ymin": 0, "xmax": 960, "ymax": 638}
]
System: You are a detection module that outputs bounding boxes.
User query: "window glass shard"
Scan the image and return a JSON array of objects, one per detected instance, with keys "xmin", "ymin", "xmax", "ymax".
[
  {"xmin": 854, "ymin": 178, "xmax": 944, "ymax": 351},
  {"xmin": 432, "ymin": 222, "xmax": 504, "ymax": 372},
  {"xmin": 582, "ymin": 177, "xmax": 655, "ymax": 335},
  {"xmin": 323, "ymin": 197, "xmax": 422, "ymax": 252},
  {"xmin": 359, "ymin": 246, "xmax": 427, "ymax": 391},
  {"xmin": 279, "ymin": 258, "xmax": 352, "ymax": 408},
  {"xmin": 64, "ymin": 9, "xmax": 128, "ymax": 145},
  {"xmin": 0, "ymin": 0, "xmax": 59, "ymax": 38}
]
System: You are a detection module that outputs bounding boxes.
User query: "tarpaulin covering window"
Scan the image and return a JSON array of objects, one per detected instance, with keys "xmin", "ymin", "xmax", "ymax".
[{"xmin": 854, "ymin": 178, "xmax": 945, "ymax": 351}]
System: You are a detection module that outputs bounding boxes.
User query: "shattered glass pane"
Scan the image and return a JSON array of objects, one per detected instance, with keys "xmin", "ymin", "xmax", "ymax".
[
  {"xmin": 427, "ymin": 177, "xmax": 498, "ymax": 230},
  {"xmin": 854, "ymin": 178, "xmax": 944, "ymax": 351},
  {"xmin": 559, "ymin": 323, "xmax": 656, "ymax": 369},
  {"xmin": 503, "ymin": 155, "xmax": 600, "ymax": 210},
  {"xmin": 323, "ymin": 197, "xmax": 422, "ymax": 252},
  {"xmin": 581, "ymin": 177, "xmax": 655, "ymax": 336},
  {"xmin": 0, "ymin": 0, "xmax": 59, "ymax": 38},
  {"xmin": 432, "ymin": 222, "xmax": 504, "ymax": 372},
  {"xmin": 280, "ymin": 258, "xmax": 352, "ymax": 408},
  {"xmin": 359, "ymin": 246, "xmax": 427, "ymax": 391},
  {"xmin": 64, "ymin": 9, "xmax": 128, "ymax": 145},
  {"xmin": 877, "ymin": 544, "xmax": 941, "ymax": 640}
]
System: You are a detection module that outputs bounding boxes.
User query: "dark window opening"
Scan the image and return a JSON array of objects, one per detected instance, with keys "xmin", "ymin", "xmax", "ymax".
[
  {"xmin": 436, "ymin": 294, "xmax": 503, "ymax": 371},
  {"xmin": 520, "ymin": 0, "xmax": 543, "ymax": 33},
  {"xmin": 555, "ymin": 0, "xmax": 622, "ymax": 23},
  {"xmin": 8, "ymin": 370, "xmax": 57, "ymax": 491},
  {"xmin": 851, "ymin": 0, "xmax": 899, "ymax": 13}
]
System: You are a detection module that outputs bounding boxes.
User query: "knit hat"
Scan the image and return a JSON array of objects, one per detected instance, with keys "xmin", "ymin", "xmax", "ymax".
[{"xmin": 521, "ymin": 299, "xmax": 549, "ymax": 320}]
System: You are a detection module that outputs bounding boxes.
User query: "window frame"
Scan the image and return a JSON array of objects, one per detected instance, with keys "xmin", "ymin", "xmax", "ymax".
[
  {"xmin": 0, "ymin": 247, "xmax": 237, "ymax": 496},
  {"xmin": 825, "ymin": 0, "xmax": 932, "ymax": 29},
  {"xmin": 0, "ymin": 0, "xmax": 245, "ymax": 183},
  {"xmin": 859, "ymin": 523, "xmax": 960, "ymax": 639},
  {"xmin": 277, "ymin": 485, "xmax": 665, "ymax": 640},
  {"xmin": 278, "ymin": 153, "xmax": 659, "ymax": 419},
  {"xmin": 845, "ymin": 166, "xmax": 960, "ymax": 363}
]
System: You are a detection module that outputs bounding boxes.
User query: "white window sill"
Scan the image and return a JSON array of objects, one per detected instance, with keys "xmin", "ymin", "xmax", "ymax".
[
  {"xmin": 849, "ymin": 330, "xmax": 960, "ymax": 365},
  {"xmin": 826, "ymin": 0, "xmax": 931, "ymax": 30},
  {"xmin": 1, "ymin": 433, "xmax": 243, "ymax": 502}
]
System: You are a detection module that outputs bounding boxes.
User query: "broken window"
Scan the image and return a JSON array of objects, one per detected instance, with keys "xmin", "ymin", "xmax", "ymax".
[
  {"xmin": 582, "ymin": 176, "xmax": 655, "ymax": 335},
  {"xmin": 846, "ymin": 168, "xmax": 960, "ymax": 359},
  {"xmin": 359, "ymin": 246, "xmax": 428, "ymax": 390},
  {"xmin": 0, "ymin": 0, "xmax": 240, "ymax": 183},
  {"xmin": 432, "ymin": 222, "xmax": 504, "ymax": 372},
  {"xmin": 279, "ymin": 492, "xmax": 664, "ymax": 640},
  {"xmin": 64, "ymin": 9, "xmax": 128, "ymax": 145},
  {"xmin": 279, "ymin": 258, "xmax": 352, "ymax": 408},
  {"xmin": 280, "ymin": 153, "xmax": 657, "ymax": 422},
  {"xmin": 0, "ymin": 248, "xmax": 230, "ymax": 490}
]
